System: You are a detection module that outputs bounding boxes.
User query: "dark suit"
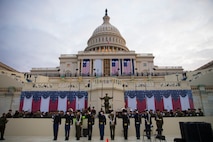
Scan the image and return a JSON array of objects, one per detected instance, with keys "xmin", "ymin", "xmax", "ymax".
[
  {"xmin": 134, "ymin": 113, "xmax": 142, "ymax": 139},
  {"xmin": 98, "ymin": 112, "xmax": 106, "ymax": 140},
  {"xmin": 64, "ymin": 113, "xmax": 73, "ymax": 140},
  {"xmin": 144, "ymin": 112, "xmax": 152, "ymax": 139},
  {"xmin": 86, "ymin": 113, "xmax": 95, "ymax": 140},
  {"xmin": 52, "ymin": 114, "xmax": 61, "ymax": 140},
  {"xmin": 0, "ymin": 114, "xmax": 8, "ymax": 140},
  {"xmin": 122, "ymin": 113, "xmax": 130, "ymax": 140}
]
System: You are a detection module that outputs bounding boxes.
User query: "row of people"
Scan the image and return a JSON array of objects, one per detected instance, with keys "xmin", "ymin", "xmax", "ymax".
[
  {"xmin": 51, "ymin": 108, "xmax": 163, "ymax": 141},
  {"xmin": 117, "ymin": 108, "xmax": 204, "ymax": 118},
  {"xmin": 0, "ymin": 108, "xmax": 164, "ymax": 141},
  {"xmin": 5, "ymin": 107, "xmax": 204, "ymax": 119},
  {"xmin": 0, "ymin": 107, "xmax": 204, "ymax": 141}
]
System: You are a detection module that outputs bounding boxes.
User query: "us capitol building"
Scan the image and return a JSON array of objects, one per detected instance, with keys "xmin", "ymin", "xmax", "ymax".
[{"xmin": 0, "ymin": 10, "xmax": 213, "ymax": 115}]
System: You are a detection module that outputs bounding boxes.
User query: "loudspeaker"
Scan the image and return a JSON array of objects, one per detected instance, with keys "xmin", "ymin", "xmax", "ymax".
[
  {"xmin": 197, "ymin": 122, "xmax": 213, "ymax": 141},
  {"xmin": 179, "ymin": 122, "xmax": 213, "ymax": 142}
]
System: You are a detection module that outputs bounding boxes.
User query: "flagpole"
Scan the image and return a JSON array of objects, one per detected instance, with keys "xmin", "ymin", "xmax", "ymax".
[
  {"xmin": 78, "ymin": 77, "xmax": 81, "ymax": 110},
  {"xmin": 112, "ymin": 79, "xmax": 114, "ymax": 110},
  {"xmin": 101, "ymin": 78, "xmax": 103, "ymax": 98},
  {"xmin": 89, "ymin": 80, "xmax": 91, "ymax": 102}
]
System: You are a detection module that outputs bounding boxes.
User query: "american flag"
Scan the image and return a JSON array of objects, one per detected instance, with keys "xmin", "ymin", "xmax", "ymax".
[
  {"xmin": 111, "ymin": 59, "xmax": 119, "ymax": 75},
  {"xmin": 123, "ymin": 59, "xmax": 131, "ymax": 75},
  {"xmin": 82, "ymin": 59, "xmax": 90, "ymax": 75}
]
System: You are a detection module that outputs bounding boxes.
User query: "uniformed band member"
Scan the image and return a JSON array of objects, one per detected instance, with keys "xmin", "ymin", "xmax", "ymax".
[
  {"xmin": 134, "ymin": 110, "xmax": 142, "ymax": 139},
  {"xmin": 155, "ymin": 109, "xmax": 164, "ymax": 138},
  {"xmin": 52, "ymin": 111, "xmax": 61, "ymax": 141},
  {"xmin": 86, "ymin": 111, "xmax": 95, "ymax": 140},
  {"xmin": 108, "ymin": 110, "xmax": 117, "ymax": 140},
  {"xmin": 0, "ymin": 113, "xmax": 8, "ymax": 140},
  {"xmin": 75, "ymin": 110, "xmax": 82, "ymax": 140},
  {"xmin": 98, "ymin": 110, "xmax": 106, "ymax": 140},
  {"xmin": 144, "ymin": 110, "xmax": 152, "ymax": 139},
  {"xmin": 64, "ymin": 110, "xmax": 73, "ymax": 141},
  {"xmin": 100, "ymin": 93, "xmax": 113, "ymax": 113},
  {"xmin": 122, "ymin": 109, "xmax": 130, "ymax": 140}
]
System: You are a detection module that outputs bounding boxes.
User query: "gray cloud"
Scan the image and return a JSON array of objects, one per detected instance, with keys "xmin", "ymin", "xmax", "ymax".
[{"xmin": 0, "ymin": 0, "xmax": 213, "ymax": 72}]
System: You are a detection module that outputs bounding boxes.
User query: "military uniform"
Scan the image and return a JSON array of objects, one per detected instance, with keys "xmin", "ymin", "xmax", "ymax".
[
  {"xmin": 122, "ymin": 110, "xmax": 130, "ymax": 140},
  {"xmin": 98, "ymin": 111, "xmax": 106, "ymax": 140},
  {"xmin": 134, "ymin": 111, "xmax": 142, "ymax": 139},
  {"xmin": 52, "ymin": 112, "xmax": 61, "ymax": 140},
  {"xmin": 75, "ymin": 111, "xmax": 82, "ymax": 140},
  {"xmin": 100, "ymin": 93, "xmax": 113, "ymax": 113},
  {"xmin": 155, "ymin": 111, "xmax": 163, "ymax": 137},
  {"xmin": 86, "ymin": 112, "xmax": 95, "ymax": 140},
  {"xmin": 64, "ymin": 111, "xmax": 73, "ymax": 140},
  {"xmin": 108, "ymin": 112, "xmax": 117, "ymax": 140},
  {"xmin": 144, "ymin": 110, "xmax": 152, "ymax": 139},
  {"xmin": 0, "ymin": 113, "xmax": 8, "ymax": 140}
]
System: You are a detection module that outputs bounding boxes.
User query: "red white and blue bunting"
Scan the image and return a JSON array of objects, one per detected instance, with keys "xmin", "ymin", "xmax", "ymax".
[
  {"xmin": 124, "ymin": 90, "xmax": 194, "ymax": 112},
  {"xmin": 19, "ymin": 91, "xmax": 88, "ymax": 113}
]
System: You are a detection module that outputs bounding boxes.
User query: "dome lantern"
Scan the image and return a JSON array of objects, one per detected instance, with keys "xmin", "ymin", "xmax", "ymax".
[
  {"xmin": 84, "ymin": 9, "xmax": 129, "ymax": 52},
  {"xmin": 103, "ymin": 9, "xmax": 110, "ymax": 24}
]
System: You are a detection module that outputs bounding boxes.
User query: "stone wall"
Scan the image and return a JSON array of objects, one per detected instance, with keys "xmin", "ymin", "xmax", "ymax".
[{"xmin": 5, "ymin": 116, "xmax": 213, "ymax": 137}]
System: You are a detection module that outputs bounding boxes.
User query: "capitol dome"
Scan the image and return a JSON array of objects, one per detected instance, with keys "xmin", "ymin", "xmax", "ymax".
[{"xmin": 85, "ymin": 9, "xmax": 129, "ymax": 52}]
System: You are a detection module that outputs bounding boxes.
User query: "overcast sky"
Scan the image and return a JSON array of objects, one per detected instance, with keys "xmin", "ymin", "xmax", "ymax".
[{"xmin": 0, "ymin": 0, "xmax": 212, "ymax": 72}]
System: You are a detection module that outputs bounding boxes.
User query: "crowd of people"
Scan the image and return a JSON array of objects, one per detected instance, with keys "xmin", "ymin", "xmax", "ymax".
[
  {"xmin": 0, "ymin": 106, "xmax": 204, "ymax": 141},
  {"xmin": 4, "ymin": 107, "xmax": 204, "ymax": 119},
  {"xmin": 118, "ymin": 108, "xmax": 204, "ymax": 118}
]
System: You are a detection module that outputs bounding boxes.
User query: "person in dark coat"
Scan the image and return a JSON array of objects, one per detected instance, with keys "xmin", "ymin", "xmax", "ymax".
[
  {"xmin": 108, "ymin": 110, "xmax": 117, "ymax": 140},
  {"xmin": 64, "ymin": 110, "xmax": 73, "ymax": 140},
  {"xmin": 0, "ymin": 113, "xmax": 8, "ymax": 140},
  {"xmin": 6, "ymin": 110, "xmax": 13, "ymax": 118},
  {"xmin": 100, "ymin": 93, "xmax": 113, "ymax": 113},
  {"xmin": 155, "ymin": 109, "xmax": 164, "ymax": 138},
  {"xmin": 98, "ymin": 110, "xmax": 106, "ymax": 140},
  {"xmin": 144, "ymin": 110, "xmax": 152, "ymax": 139},
  {"xmin": 52, "ymin": 111, "xmax": 61, "ymax": 140},
  {"xmin": 86, "ymin": 111, "xmax": 95, "ymax": 140},
  {"xmin": 75, "ymin": 110, "xmax": 82, "ymax": 140},
  {"xmin": 122, "ymin": 109, "xmax": 130, "ymax": 140},
  {"xmin": 134, "ymin": 110, "xmax": 142, "ymax": 139}
]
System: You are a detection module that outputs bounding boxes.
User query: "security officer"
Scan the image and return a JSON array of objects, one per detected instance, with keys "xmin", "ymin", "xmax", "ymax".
[
  {"xmin": 86, "ymin": 111, "xmax": 95, "ymax": 140},
  {"xmin": 98, "ymin": 110, "xmax": 106, "ymax": 140},
  {"xmin": 64, "ymin": 110, "xmax": 73, "ymax": 141},
  {"xmin": 108, "ymin": 110, "xmax": 117, "ymax": 140},
  {"xmin": 134, "ymin": 110, "xmax": 142, "ymax": 139},
  {"xmin": 52, "ymin": 111, "xmax": 61, "ymax": 141},
  {"xmin": 0, "ymin": 113, "xmax": 8, "ymax": 140},
  {"xmin": 155, "ymin": 109, "xmax": 163, "ymax": 138},
  {"xmin": 122, "ymin": 109, "xmax": 130, "ymax": 140},
  {"xmin": 144, "ymin": 110, "xmax": 152, "ymax": 139},
  {"xmin": 75, "ymin": 110, "xmax": 82, "ymax": 140}
]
